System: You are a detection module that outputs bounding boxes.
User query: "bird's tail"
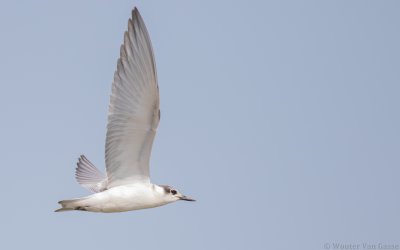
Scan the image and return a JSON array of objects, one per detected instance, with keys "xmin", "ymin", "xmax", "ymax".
[{"xmin": 55, "ymin": 198, "xmax": 88, "ymax": 212}]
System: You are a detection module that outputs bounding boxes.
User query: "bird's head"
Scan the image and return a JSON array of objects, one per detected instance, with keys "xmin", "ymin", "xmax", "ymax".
[{"xmin": 158, "ymin": 185, "xmax": 195, "ymax": 202}]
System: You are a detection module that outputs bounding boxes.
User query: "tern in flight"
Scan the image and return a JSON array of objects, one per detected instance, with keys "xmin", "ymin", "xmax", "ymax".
[{"xmin": 56, "ymin": 8, "xmax": 195, "ymax": 213}]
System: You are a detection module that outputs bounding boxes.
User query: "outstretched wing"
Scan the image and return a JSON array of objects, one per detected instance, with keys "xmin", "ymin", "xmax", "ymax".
[
  {"xmin": 105, "ymin": 8, "xmax": 159, "ymax": 188},
  {"xmin": 75, "ymin": 155, "xmax": 108, "ymax": 193}
]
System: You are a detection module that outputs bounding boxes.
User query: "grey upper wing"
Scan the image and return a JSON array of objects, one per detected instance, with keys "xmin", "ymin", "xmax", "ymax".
[
  {"xmin": 75, "ymin": 155, "xmax": 108, "ymax": 193},
  {"xmin": 105, "ymin": 8, "xmax": 159, "ymax": 188}
]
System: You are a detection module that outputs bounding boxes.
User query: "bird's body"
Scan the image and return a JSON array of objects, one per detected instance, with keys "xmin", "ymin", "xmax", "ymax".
[
  {"xmin": 59, "ymin": 184, "xmax": 178, "ymax": 213},
  {"xmin": 56, "ymin": 7, "xmax": 194, "ymax": 213}
]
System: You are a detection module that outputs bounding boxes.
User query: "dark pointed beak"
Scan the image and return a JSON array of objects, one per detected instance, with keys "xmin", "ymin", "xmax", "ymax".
[{"xmin": 179, "ymin": 195, "xmax": 196, "ymax": 202}]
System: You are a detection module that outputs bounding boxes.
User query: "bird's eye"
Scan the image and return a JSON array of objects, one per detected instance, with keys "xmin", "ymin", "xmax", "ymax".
[{"xmin": 171, "ymin": 190, "xmax": 177, "ymax": 195}]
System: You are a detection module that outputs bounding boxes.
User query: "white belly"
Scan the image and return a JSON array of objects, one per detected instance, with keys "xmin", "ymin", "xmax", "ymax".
[{"xmin": 77, "ymin": 184, "xmax": 170, "ymax": 212}]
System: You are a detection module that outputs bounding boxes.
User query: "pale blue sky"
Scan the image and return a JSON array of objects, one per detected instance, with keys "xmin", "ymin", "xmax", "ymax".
[{"xmin": 0, "ymin": 1, "xmax": 399, "ymax": 249}]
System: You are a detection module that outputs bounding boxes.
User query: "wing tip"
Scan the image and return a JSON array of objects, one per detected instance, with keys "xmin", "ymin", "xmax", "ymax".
[
  {"xmin": 131, "ymin": 7, "xmax": 145, "ymax": 26},
  {"xmin": 132, "ymin": 7, "xmax": 139, "ymax": 15}
]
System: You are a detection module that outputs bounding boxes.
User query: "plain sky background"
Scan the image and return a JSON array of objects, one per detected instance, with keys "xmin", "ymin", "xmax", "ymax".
[{"xmin": 0, "ymin": 1, "xmax": 399, "ymax": 249}]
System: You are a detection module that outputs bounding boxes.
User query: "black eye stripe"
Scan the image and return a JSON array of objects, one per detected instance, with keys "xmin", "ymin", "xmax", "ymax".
[
  {"xmin": 160, "ymin": 185, "xmax": 171, "ymax": 194},
  {"xmin": 160, "ymin": 185, "xmax": 178, "ymax": 195}
]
